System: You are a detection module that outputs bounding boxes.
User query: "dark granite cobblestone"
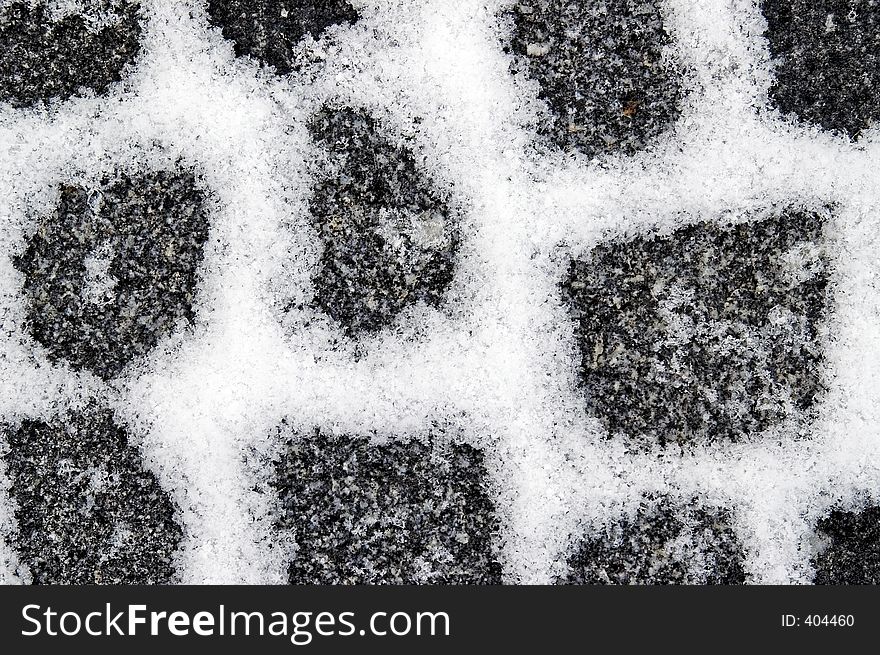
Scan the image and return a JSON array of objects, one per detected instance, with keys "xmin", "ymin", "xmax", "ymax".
[
  {"xmin": 303, "ymin": 106, "xmax": 458, "ymax": 336},
  {"xmin": 762, "ymin": 0, "xmax": 880, "ymax": 139},
  {"xmin": 812, "ymin": 504, "xmax": 880, "ymax": 584},
  {"xmin": 2, "ymin": 403, "xmax": 182, "ymax": 584},
  {"xmin": 0, "ymin": 0, "xmax": 142, "ymax": 107},
  {"xmin": 562, "ymin": 210, "xmax": 829, "ymax": 446},
  {"xmin": 273, "ymin": 429, "xmax": 503, "ymax": 584},
  {"xmin": 206, "ymin": 0, "xmax": 359, "ymax": 75},
  {"xmin": 559, "ymin": 497, "xmax": 747, "ymax": 584},
  {"xmin": 0, "ymin": 1, "xmax": 870, "ymax": 589},
  {"xmin": 14, "ymin": 168, "xmax": 210, "ymax": 380},
  {"xmin": 504, "ymin": 0, "xmax": 683, "ymax": 157}
]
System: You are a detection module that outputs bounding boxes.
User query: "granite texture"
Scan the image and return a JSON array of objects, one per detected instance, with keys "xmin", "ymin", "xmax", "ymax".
[
  {"xmin": 560, "ymin": 497, "xmax": 747, "ymax": 584},
  {"xmin": 0, "ymin": 1, "xmax": 874, "ymax": 589},
  {"xmin": 505, "ymin": 0, "xmax": 683, "ymax": 157},
  {"xmin": 0, "ymin": 0, "xmax": 142, "ymax": 107},
  {"xmin": 812, "ymin": 504, "xmax": 880, "ymax": 584},
  {"xmin": 206, "ymin": 0, "xmax": 359, "ymax": 74},
  {"xmin": 304, "ymin": 105, "xmax": 458, "ymax": 336},
  {"xmin": 2, "ymin": 403, "xmax": 182, "ymax": 584},
  {"xmin": 273, "ymin": 430, "xmax": 502, "ymax": 584},
  {"xmin": 762, "ymin": 0, "xmax": 880, "ymax": 138},
  {"xmin": 14, "ymin": 168, "xmax": 210, "ymax": 380},
  {"xmin": 562, "ymin": 210, "xmax": 829, "ymax": 446}
]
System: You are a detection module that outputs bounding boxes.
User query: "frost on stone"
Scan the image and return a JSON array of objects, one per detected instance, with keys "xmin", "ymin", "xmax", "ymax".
[
  {"xmin": 505, "ymin": 0, "xmax": 683, "ymax": 157},
  {"xmin": 272, "ymin": 429, "xmax": 502, "ymax": 584},
  {"xmin": 0, "ymin": 0, "xmax": 142, "ymax": 107},
  {"xmin": 559, "ymin": 497, "xmax": 747, "ymax": 584},
  {"xmin": 206, "ymin": 0, "xmax": 358, "ymax": 75},
  {"xmin": 762, "ymin": 0, "xmax": 880, "ymax": 139},
  {"xmin": 304, "ymin": 105, "xmax": 458, "ymax": 336},
  {"xmin": 812, "ymin": 504, "xmax": 880, "ymax": 584},
  {"xmin": 14, "ymin": 168, "xmax": 210, "ymax": 380},
  {"xmin": 2, "ymin": 403, "xmax": 182, "ymax": 584},
  {"xmin": 562, "ymin": 210, "xmax": 829, "ymax": 446}
]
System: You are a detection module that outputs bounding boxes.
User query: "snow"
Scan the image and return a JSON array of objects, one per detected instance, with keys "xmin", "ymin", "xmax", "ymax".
[{"xmin": 1, "ymin": 0, "xmax": 879, "ymax": 584}]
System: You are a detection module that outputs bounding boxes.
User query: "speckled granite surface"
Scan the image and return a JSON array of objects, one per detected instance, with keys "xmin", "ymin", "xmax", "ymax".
[
  {"xmin": 3, "ymin": 402, "xmax": 180, "ymax": 584},
  {"xmin": 505, "ymin": 0, "xmax": 683, "ymax": 157},
  {"xmin": 559, "ymin": 495, "xmax": 746, "ymax": 585},
  {"xmin": 14, "ymin": 169, "xmax": 209, "ymax": 380},
  {"xmin": 1, "ymin": 0, "xmax": 880, "ymax": 586},
  {"xmin": 0, "ymin": 1, "xmax": 142, "ymax": 108},
  {"xmin": 762, "ymin": 0, "xmax": 880, "ymax": 139},
  {"xmin": 274, "ymin": 429, "xmax": 502, "ymax": 584},
  {"xmin": 562, "ymin": 209, "xmax": 829, "ymax": 447},
  {"xmin": 303, "ymin": 105, "xmax": 458, "ymax": 336}
]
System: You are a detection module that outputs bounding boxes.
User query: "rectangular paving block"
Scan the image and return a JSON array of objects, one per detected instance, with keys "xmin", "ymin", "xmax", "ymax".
[{"xmin": 562, "ymin": 210, "xmax": 829, "ymax": 446}]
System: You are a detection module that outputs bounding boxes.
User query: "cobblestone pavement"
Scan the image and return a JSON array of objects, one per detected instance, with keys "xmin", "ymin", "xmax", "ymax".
[{"xmin": 1, "ymin": 0, "xmax": 880, "ymax": 585}]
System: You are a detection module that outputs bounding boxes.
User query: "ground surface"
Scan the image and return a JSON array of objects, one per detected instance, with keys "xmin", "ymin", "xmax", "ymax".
[{"xmin": 1, "ymin": 1, "xmax": 880, "ymax": 585}]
